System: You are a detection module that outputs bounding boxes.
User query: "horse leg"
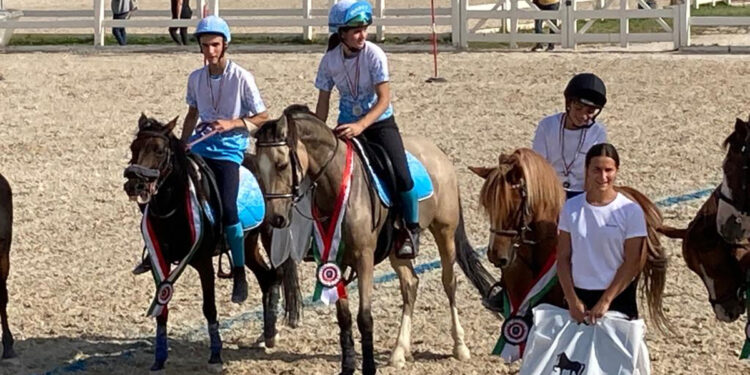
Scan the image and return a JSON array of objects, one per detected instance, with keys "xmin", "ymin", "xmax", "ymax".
[
  {"xmin": 178, "ymin": 0, "xmax": 192, "ymax": 45},
  {"xmin": 246, "ymin": 232, "xmax": 281, "ymax": 348},
  {"xmin": 195, "ymin": 258, "xmax": 222, "ymax": 366},
  {"xmin": 336, "ymin": 298, "xmax": 356, "ymax": 375},
  {"xmin": 0, "ymin": 244, "xmax": 14, "ymax": 359},
  {"xmin": 357, "ymin": 253, "xmax": 376, "ymax": 375},
  {"xmin": 387, "ymin": 255, "xmax": 418, "ymax": 368},
  {"xmin": 151, "ymin": 309, "xmax": 168, "ymax": 371},
  {"xmin": 432, "ymin": 224, "xmax": 470, "ymax": 361}
]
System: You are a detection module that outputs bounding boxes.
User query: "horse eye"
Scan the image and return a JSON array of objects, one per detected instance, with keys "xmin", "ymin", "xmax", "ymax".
[{"xmin": 277, "ymin": 163, "xmax": 289, "ymax": 170}]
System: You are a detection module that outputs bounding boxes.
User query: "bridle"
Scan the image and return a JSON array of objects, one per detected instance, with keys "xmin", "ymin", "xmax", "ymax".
[
  {"xmin": 718, "ymin": 141, "xmax": 750, "ymax": 216},
  {"xmin": 255, "ymin": 116, "xmax": 340, "ymax": 206},
  {"xmin": 490, "ymin": 178, "xmax": 537, "ymax": 248}
]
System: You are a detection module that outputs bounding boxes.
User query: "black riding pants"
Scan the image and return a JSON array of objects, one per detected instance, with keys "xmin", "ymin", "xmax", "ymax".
[
  {"xmin": 361, "ymin": 116, "xmax": 414, "ymax": 192},
  {"xmin": 574, "ymin": 281, "xmax": 639, "ymax": 320},
  {"xmin": 204, "ymin": 158, "xmax": 240, "ymax": 226}
]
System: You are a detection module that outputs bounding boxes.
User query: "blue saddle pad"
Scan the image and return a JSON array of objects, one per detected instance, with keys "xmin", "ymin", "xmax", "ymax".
[
  {"xmin": 237, "ymin": 166, "xmax": 265, "ymax": 230},
  {"xmin": 354, "ymin": 141, "xmax": 434, "ymax": 207}
]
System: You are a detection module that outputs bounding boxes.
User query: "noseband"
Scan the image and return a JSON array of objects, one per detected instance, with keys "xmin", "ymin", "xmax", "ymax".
[{"xmin": 125, "ymin": 130, "xmax": 174, "ymax": 190}]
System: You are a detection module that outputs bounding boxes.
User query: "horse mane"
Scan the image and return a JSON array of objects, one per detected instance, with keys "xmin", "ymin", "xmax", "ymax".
[
  {"xmin": 256, "ymin": 104, "xmax": 333, "ymax": 146},
  {"xmin": 616, "ymin": 186, "xmax": 672, "ymax": 334},
  {"xmin": 478, "ymin": 148, "xmax": 565, "ymax": 225}
]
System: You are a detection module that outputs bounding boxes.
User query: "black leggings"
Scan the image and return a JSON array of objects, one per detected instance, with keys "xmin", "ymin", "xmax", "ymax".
[
  {"xmin": 361, "ymin": 116, "xmax": 414, "ymax": 192},
  {"xmin": 204, "ymin": 158, "xmax": 240, "ymax": 226},
  {"xmin": 574, "ymin": 281, "xmax": 639, "ymax": 319}
]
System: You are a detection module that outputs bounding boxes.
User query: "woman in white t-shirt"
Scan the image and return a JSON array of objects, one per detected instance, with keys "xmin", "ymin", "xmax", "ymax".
[
  {"xmin": 532, "ymin": 73, "xmax": 608, "ymax": 200},
  {"xmin": 557, "ymin": 143, "xmax": 647, "ymax": 324},
  {"xmin": 314, "ymin": 0, "xmax": 420, "ymax": 258}
]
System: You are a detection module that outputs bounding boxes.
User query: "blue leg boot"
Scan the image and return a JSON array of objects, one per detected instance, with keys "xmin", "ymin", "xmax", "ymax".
[
  {"xmin": 397, "ymin": 187, "xmax": 420, "ymax": 259},
  {"xmin": 226, "ymin": 223, "xmax": 248, "ymax": 304}
]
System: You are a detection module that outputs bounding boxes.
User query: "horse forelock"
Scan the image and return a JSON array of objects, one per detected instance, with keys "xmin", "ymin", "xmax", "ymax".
[
  {"xmin": 513, "ymin": 148, "xmax": 565, "ymax": 222},
  {"xmin": 478, "ymin": 165, "xmax": 515, "ymax": 226}
]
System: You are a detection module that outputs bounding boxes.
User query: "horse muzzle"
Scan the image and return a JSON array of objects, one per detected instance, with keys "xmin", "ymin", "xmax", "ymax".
[{"xmin": 123, "ymin": 165, "xmax": 160, "ymax": 204}]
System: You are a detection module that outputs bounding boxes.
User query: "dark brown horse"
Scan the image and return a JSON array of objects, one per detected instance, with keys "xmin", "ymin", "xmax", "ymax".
[
  {"xmin": 124, "ymin": 114, "xmax": 301, "ymax": 371},
  {"xmin": 658, "ymin": 117, "xmax": 750, "ymax": 323},
  {"xmin": 465, "ymin": 148, "xmax": 671, "ymax": 332},
  {"xmin": 0, "ymin": 173, "xmax": 15, "ymax": 360}
]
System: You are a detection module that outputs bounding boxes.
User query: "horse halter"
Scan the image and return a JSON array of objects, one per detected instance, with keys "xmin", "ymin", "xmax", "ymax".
[
  {"xmin": 255, "ymin": 117, "xmax": 339, "ymax": 205},
  {"xmin": 490, "ymin": 178, "xmax": 538, "ymax": 248},
  {"xmin": 719, "ymin": 140, "xmax": 750, "ymax": 216},
  {"xmin": 125, "ymin": 130, "xmax": 174, "ymax": 191}
]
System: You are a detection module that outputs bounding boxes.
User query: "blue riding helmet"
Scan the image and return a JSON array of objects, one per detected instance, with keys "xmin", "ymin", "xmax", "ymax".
[
  {"xmin": 328, "ymin": 0, "xmax": 373, "ymax": 34},
  {"xmin": 195, "ymin": 15, "xmax": 231, "ymax": 43}
]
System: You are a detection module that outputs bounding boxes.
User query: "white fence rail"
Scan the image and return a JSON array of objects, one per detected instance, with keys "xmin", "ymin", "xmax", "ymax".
[{"xmin": 1, "ymin": 0, "xmax": 749, "ymax": 49}]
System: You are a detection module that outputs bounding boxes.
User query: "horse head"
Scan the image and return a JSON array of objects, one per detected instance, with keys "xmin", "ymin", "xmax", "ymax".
[
  {"xmin": 255, "ymin": 105, "xmax": 326, "ymax": 229},
  {"xmin": 124, "ymin": 113, "xmax": 180, "ymax": 204},
  {"xmin": 718, "ymin": 116, "xmax": 750, "ymax": 244},
  {"xmin": 470, "ymin": 148, "xmax": 564, "ymax": 270}
]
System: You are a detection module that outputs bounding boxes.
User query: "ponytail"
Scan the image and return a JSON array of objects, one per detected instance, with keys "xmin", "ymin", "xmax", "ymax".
[{"xmin": 327, "ymin": 33, "xmax": 341, "ymax": 52}]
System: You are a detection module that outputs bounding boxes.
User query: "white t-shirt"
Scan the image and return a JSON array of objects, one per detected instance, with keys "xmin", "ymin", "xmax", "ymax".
[
  {"xmin": 558, "ymin": 192, "xmax": 647, "ymax": 290},
  {"xmin": 185, "ymin": 60, "xmax": 266, "ymax": 163},
  {"xmin": 315, "ymin": 41, "xmax": 393, "ymax": 125},
  {"xmin": 531, "ymin": 113, "xmax": 607, "ymax": 192}
]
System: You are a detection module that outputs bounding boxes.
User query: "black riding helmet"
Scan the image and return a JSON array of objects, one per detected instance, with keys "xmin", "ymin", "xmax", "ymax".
[{"xmin": 564, "ymin": 73, "xmax": 607, "ymax": 108}]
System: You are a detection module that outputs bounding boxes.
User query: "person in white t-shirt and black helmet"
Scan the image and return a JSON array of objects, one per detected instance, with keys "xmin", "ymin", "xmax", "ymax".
[
  {"xmin": 557, "ymin": 143, "xmax": 647, "ymax": 324},
  {"xmin": 532, "ymin": 73, "xmax": 608, "ymax": 200}
]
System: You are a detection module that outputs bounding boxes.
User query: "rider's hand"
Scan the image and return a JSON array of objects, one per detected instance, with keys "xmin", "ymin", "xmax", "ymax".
[
  {"xmin": 588, "ymin": 298, "xmax": 611, "ymax": 324},
  {"xmin": 211, "ymin": 119, "xmax": 238, "ymax": 133},
  {"xmin": 567, "ymin": 296, "xmax": 587, "ymax": 324},
  {"xmin": 334, "ymin": 122, "xmax": 365, "ymax": 139}
]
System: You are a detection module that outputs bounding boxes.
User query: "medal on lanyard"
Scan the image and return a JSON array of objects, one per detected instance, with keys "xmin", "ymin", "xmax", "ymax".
[
  {"xmin": 342, "ymin": 48, "xmax": 363, "ymax": 118},
  {"xmin": 559, "ymin": 114, "xmax": 587, "ymax": 190},
  {"xmin": 206, "ymin": 66, "xmax": 225, "ymax": 114}
]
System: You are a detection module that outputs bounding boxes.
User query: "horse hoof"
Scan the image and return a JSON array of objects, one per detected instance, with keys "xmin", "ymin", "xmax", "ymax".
[
  {"xmin": 453, "ymin": 344, "xmax": 471, "ymax": 361},
  {"xmin": 1, "ymin": 356, "xmax": 20, "ymax": 366},
  {"xmin": 389, "ymin": 347, "xmax": 408, "ymax": 368},
  {"xmin": 2, "ymin": 348, "xmax": 17, "ymax": 360},
  {"xmin": 208, "ymin": 352, "xmax": 222, "ymax": 365},
  {"xmin": 150, "ymin": 361, "xmax": 166, "ymax": 372},
  {"xmin": 264, "ymin": 331, "xmax": 280, "ymax": 349},
  {"xmin": 207, "ymin": 362, "xmax": 223, "ymax": 373}
]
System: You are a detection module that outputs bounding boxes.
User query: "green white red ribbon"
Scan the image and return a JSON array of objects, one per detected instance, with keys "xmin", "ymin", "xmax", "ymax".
[{"xmin": 311, "ymin": 140, "xmax": 354, "ymax": 305}]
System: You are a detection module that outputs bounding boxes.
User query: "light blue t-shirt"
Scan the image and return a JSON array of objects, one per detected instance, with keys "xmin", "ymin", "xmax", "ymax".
[
  {"xmin": 186, "ymin": 60, "xmax": 266, "ymax": 164},
  {"xmin": 315, "ymin": 41, "xmax": 393, "ymax": 125}
]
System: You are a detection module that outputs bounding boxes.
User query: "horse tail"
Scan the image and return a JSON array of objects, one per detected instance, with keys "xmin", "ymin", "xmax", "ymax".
[
  {"xmin": 617, "ymin": 186, "xmax": 673, "ymax": 334},
  {"xmin": 454, "ymin": 200, "xmax": 496, "ymax": 300},
  {"xmin": 280, "ymin": 257, "xmax": 303, "ymax": 328},
  {"xmin": 656, "ymin": 225, "xmax": 687, "ymax": 239}
]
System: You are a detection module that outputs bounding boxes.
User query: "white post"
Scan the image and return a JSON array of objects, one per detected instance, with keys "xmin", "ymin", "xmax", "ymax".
[
  {"xmin": 619, "ymin": 0, "xmax": 628, "ymax": 47},
  {"xmin": 209, "ymin": 0, "xmax": 219, "ymax": 16},
  {"xmin": 94, "ymin": 0, "xmax": 105, "ymax": 46},
  {"xmin": 451, "ymin": 0, "xmax": 461, "ymax": 47},
  {"xmin": 460, "ymin": 0, "xmax": 468, "ymax": 48},
  {"xmin": 303, "ymin": 0, "xmax": 313, "ymax": 41},
  {"xmin": 672, "ymin": 4, "xmax": 679, "ymax": 50},
  {"xmin": 375, "ymin": 0, "xmax": 385, "ymax": 41},
  {"xmin": 681, "ymin": 1, "xmax": 690, "ymax": 47},
  {"xmin": 510, "ymin": 0, "xmax": 517, "ymax": 48},
  {"xmin": 198, "ymin": 0, "xmax": 207, "ymax": 18},
  {"xmin": 568, "ymin": 0, "xmax": 577, "ymax": 49}
]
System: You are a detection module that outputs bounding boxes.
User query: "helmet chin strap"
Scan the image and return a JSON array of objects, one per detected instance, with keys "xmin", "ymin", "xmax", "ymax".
[
  {"xmin": 564, "ymin": 99, "xmax": 602, "ymax": 129},
  {"xmin": 340, "ymin": 33, "xmax": 364, "ymax": 54}
]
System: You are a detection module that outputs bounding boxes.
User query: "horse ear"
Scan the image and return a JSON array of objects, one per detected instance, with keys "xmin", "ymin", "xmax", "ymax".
[
  {"xmin": 735, "ymin": 118, "xmax": 748, "ymax": 136},
  {"xmin": 468, "ymin": 166, "xmax": 493, "ymax": 179},
  {"xmin": 138, "ymin": 112, "xmax": 149, "ymax": 130},
  {"xmin": 164, "ymin": 116, "xmax": 179, "ymax": 133},
  {"xmin": 498, "ymin": 153, "xmax": 512, "ymax": 165}
]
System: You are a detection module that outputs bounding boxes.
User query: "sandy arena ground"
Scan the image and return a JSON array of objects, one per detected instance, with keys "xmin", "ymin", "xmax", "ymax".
[{"xmin": 1, "ymin": 41, "xmax": 750, "ymax": 375}]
